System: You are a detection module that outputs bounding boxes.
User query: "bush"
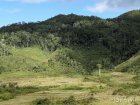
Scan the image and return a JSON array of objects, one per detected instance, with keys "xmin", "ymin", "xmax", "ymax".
[
  {"xmin": 78, "ymin": 97, "xmax": 96, "ymax": 105},
  {"xmin": 0, "ymin": 83, "xmax": 50, "ymax": 101},
  {"xmin": 97, "ymin": 75, "xmax": 111, "ymax": 84},
  {"xmin": 0, "ymin": 92, "xmax": 15, "ymax": 101},
  {"xmin": 8, "ymin": 82, "xmax": 18, "ymax": 88},
  {"xmin": 32, "ymin": 96, "xmax": 77, "ymax": 105},
  {"xmin": 112, "ymin": 83, "xmax": 140, "ymax": 96},
  {"xmin": 62, "ymin": 96, "xmax": 76, "ymax": 105},
  {"xmin": 32, "ymin": 98, "xmax": 51, "ymax": 105},
  {"xmin": 0, "ymin": 66, "xmax": 5, "ymax": 73},
  {"xmin": 32, "ymin": 65, "xmax": 47, "ymax": 72}
]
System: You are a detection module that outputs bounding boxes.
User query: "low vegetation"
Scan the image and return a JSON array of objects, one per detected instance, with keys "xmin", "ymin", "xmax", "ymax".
[
  {"xmin": 31, "ymin": 95, "xmax": 96, "ymax": 105},
  {"xmin": 0, "ymin": 82, "xmax": 54, "ymax": 101},
  {"xmin": 113, "ymin": 73, "xmax": 140, "ymax": 96}
]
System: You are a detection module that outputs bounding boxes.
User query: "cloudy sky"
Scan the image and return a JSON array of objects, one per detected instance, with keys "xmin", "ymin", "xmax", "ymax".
[{"xmin": 0, "ymin": 0, "xmax": 140, "ymax": 26}]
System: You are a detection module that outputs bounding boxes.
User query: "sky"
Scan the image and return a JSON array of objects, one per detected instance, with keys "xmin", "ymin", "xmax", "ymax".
[{"xmin": 0, "ymin": 0, "xmax": 140, "ymax": 27}]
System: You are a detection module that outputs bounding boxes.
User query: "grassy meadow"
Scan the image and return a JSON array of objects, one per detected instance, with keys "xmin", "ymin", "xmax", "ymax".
[{"xmin": 0, "ymin": 47, "xmax": 140, "ymax": 105}]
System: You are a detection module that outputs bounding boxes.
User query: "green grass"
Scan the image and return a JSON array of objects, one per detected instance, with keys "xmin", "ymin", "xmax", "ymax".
[
  {"xmin": 12, "ymin": 47, "xmax": 47, "ymax": 62},
  {"xmin": 112, "ymin": 72, "xmax": 140, "ymax": 96},
  {"xmin": 31, "ymin": 95, "xmax": 96, "ymax": 105},
  {"xmin": 0, "ymin": 46, "xmax": 140, "ymax": 104},
  {"xmin": 0, "ymin": 47, "xmax": 77, "ymax": 75},
  {"xmin": 61, "ymin": 85, "xmax": 83, "ymax": 90},
  {"xmin": 31, "ymin": 96, "xmax": 77, "ymax": 105},
  {"xmin": 0, "ymin": 92, "xmax": 15, "ymax": 101},
  {"xmin": 115, "ymin": 51, "xmax": 140, "ymax": 73},
  {"xmin": 112, "ymin": 83, "xmax": 140, "ymax": 96},
  {"xmin": 0, "ymin": 71, "xmax": 139, "ymax": 105},
  {"xmin": 0, "ymin": 44, "xmax": 112, "ymax": 76},
  {"xmin": 83, "ymin": 74, "xmax": 112, "ymax": 85},
  {"xmin": 0, "ymin": 47, "xmax": 47, "ymax": 72},
  {"xmin": 0, "ymin": 82, "xmax": 61, "ymax": 101}
]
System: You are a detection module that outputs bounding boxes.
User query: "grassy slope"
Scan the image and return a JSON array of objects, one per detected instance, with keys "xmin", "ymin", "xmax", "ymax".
[
  {"xmin": 0, "ymin": 47, "xmax": 68, "ymax": 76},
  {"xmin": 115, "ymin": 51, "xmax": 140, "ymax": 72},
  {"xmin": 0, "ymin": 45, "xmax": 111, "ymax": 75},
  {"xmin": 0, "ymin": 47, "xmax": 47, "ymax": 72}
]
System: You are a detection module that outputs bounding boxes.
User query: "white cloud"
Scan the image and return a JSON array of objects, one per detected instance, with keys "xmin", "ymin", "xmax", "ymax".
[
  {"xmin": 87, "ymin": 1, "xmax": 110, "ymax": 13},
  {"xmin": 86, "ymin": 0, "xmax": 140, "ymax": 13}
]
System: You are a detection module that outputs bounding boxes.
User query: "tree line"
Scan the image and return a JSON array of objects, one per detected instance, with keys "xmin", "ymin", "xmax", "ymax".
[{"xmin": 0, "ymin": 10, "xmax": 140, "ymax": 67}]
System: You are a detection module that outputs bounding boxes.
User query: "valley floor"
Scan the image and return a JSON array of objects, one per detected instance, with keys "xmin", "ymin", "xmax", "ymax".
[{"xmin": 0, "ymin": 71, "xmax": 139, "ymax": 105}]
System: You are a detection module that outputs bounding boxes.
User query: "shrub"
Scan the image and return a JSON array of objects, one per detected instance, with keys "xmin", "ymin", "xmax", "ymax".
[
  {"xmin": 8, "ymin": 82, "xmax": 18, "ymax": 88},
  {"xmin": 62, "ymin": 96, "xmax": 76, "ymax": 105},
  {"xmin": 112, "ymin": 83, "xmax": 140, "ymax": 96},
  {"xmin": 32, "ymin": 65, "xmax": 47, "ymax": 72},
  {"xmin": 0, "ymin": 66, "xmax": 5, "ymax": 73},
  {"xmin": 48, "ymin": 59, "xmax": 55, "ymax": 67},
  {"xmin": 0, "ymin": 92, "xmax": 15, "ymax": 101},
  {"xmin": 32, "ymin": 98, "xmax": 51, "ymax": 105},
  {"xmin": 32, "ymin": 96, "xmax": 77, "ymax": 105},
  {"xmin": 0, "ymin": 83, "xmax": 7, "ymax": 88},
  {"xmin": 0, "ymin": 83, "xmax": 50, "ymax": 101},
  {"xmin": 97, "ymin": 75, "xmax": 111, "ymax": 84},
  {"xmin": 78, "ymin": 97, "xmax": 96, "ymax": 105}
]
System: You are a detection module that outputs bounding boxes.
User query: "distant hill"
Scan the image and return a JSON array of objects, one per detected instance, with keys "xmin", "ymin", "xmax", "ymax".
[
  {"xmin": 0, "ymin": 14, "xmax": 100, "ymax": 33},
  {"xmin": 118, "ymin": 10, "xmax": 140, "ymax": 22}
]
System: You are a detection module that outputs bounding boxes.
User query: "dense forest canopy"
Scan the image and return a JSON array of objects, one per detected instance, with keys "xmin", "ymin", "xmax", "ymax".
[{"xmin": 0, "ymin": 10, "xmax": 140, "ymax": 71}]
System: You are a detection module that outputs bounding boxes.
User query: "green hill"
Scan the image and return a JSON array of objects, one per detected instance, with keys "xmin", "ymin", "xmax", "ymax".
[
  {"xmin": 115, "ymin": 51, "xmax": 140, "ymax": 72},
  {"xmin": 0, "ymin": 44, "xmax": 111, "ymax": 75},
  {"xmin": 118, "ymin": 10, "xmax": 140, "ymax": 22},
  {"xmin": 0, "ymin": 10, "xmax": 140, "ymax": 74},
  {"xmin": 0, "ymin": 47, "xmax": 47, "ymax": 72}
]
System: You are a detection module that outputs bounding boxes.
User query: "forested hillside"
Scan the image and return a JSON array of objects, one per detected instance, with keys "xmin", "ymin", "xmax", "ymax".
[{"xmin": 0, "ymin": 10, "xmax": 140, "ymax": 73}]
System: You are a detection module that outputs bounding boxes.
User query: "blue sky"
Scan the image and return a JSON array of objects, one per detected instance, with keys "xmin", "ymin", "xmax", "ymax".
[{"xmin": 0, "ymin": 0, "xmax": 140, "ymax": 27}]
